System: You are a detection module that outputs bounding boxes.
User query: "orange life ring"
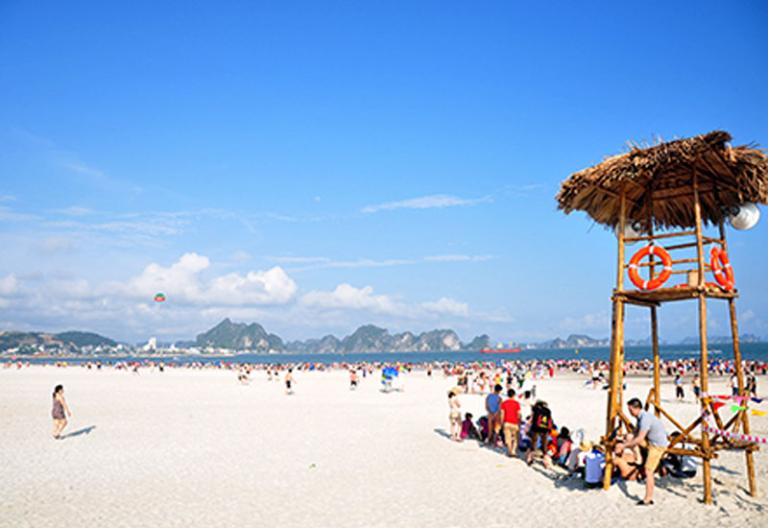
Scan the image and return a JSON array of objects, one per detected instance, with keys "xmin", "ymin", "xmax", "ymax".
[
  {"xmin": 628, "ymin": 245, "xmax": 673, "ymax": 290},
  {"xmin": 710, "ymin": 247, "xmax": 735, "ymax": 291}
]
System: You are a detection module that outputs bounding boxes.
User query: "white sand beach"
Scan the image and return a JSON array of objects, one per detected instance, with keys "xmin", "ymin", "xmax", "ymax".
[{"xmin": 1, "ymin": 366, "xmax": 766, "ymax": 528}]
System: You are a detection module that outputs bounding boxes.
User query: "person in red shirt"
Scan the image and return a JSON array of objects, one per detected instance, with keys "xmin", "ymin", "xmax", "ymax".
[{"xmin": 500, "ymin": 389, "xmax": 522, "ymax": 457}]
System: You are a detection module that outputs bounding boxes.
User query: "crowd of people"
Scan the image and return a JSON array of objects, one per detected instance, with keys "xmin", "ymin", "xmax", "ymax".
[
  {"xmin": 445, "ymin": 370, "xmax": 715, "ymax": 506},
  {"xmin": 1, "ymin": 353, "xmax": 760, "ymax": 508}
]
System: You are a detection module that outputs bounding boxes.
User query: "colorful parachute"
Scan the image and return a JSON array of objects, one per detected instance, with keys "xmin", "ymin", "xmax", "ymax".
[{"xmin": 154, "ymin": 293, "xmax": 166, "ymax": 303}]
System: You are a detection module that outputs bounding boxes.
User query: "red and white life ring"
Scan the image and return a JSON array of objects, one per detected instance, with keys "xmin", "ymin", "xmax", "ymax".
[
  {"xmin": 710, "ymin": 247, "xmax": 735, "ymax": 291},
  {"xmin": 628, "ymin": 245, "xmax": 673, "ymax": 290}
]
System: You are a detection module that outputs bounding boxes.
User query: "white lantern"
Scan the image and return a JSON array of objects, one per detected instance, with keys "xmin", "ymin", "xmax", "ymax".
[
  {"xmin": 614, "ymin": 221, "xmax": 643, "ymax": 243},
  {"xmin": 728, "ymin": 203, "xmax": 761, "ymax": 230}
]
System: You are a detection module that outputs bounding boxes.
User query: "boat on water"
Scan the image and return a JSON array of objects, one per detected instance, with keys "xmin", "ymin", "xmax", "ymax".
[{"xmin": 480, "ymin": 347, "xmax": 522, "ymax": 354}]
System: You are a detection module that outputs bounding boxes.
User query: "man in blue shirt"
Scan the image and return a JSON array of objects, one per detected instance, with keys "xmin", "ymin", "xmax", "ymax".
[
  {"xmin": 616, "ymin": 398, "xmax": 669, "ymax": 506},
  {"xmin": 485, "ymin": 384, "xmax": 503, "ymax": 445}
]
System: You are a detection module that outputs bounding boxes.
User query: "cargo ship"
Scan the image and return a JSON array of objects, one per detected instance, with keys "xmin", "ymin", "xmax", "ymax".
[{"xmin": 480, "ymin": 345, "xmax": 522, "ymax": 354}]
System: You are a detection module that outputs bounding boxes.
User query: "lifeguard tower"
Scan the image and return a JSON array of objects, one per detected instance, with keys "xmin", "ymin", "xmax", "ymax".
[{"xmin": 557, "ymin": 131, "xmax": 767, "ymax": 503}]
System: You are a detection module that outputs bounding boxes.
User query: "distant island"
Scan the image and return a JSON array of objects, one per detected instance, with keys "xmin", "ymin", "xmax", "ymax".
[{"xmin": 0, "ymin": 319, "xmax": 764, "ymax": 357}]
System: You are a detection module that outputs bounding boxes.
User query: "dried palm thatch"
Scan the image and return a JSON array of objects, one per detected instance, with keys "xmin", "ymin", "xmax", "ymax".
[{"xmin": 557, "ymin": 131, "xmax": 768, "ymax": 230}]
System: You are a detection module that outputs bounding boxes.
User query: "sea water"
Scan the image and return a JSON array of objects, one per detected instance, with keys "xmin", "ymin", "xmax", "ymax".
[{"xmin": 10, "ymin": 342, "xmax": 768, "ymax": 366}]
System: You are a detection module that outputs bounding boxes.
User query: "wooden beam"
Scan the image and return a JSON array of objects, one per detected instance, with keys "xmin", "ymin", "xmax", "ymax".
[
  {"xmin": 651, "ymin": 307, "xmax": 661, "ymax": 418},
  {"xmin": 721, "ymin": 221, "xmax": 758, "ymax": 496},
  {"xmin": 604, "ymin": 188, "xmax": 627, "ymax": 490},
  {"xmin": 624, "ymin": 230, "xmax": 696, "ymax": 243},
  {"xmin": 693, "ymin": 170, "xmax": 713, "ymax": 505}
]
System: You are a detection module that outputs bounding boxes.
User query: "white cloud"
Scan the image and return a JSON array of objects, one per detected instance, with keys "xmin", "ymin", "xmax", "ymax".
[
  {"xmin": 125, "ymin": 253, "xmax": 297, "ymax": 306},
  {"xmin": 35, "ymin": 236, "xmax": 77, "ymax": 254},
  {"xmin": 421, "ymin": 297, "xmax": 470, "ymax": 317},
  {"xmin": 208, "ymin": 268, "xmax": 297, "ymax": 305},
  {"xmin": 0, "ymin": 206, "xmax": 39, "ymax": 222},
  {"xmin": 301, "ymin": 284, "xmax": 472, "ymax": 320},
  {"xmin": 361, "ymin": 194, "xmax": 492, "ymax": 213},
  {"xmin": 0, "ymin": 274, "xmax": 19, "ymax": 309},
  {"xmin": 423, "ymin": 254, "xmax": 492, "ymax": 263},
  {"xmin": 275, "ymin": 254, "xmax": 493, "ymax": 271},
  {"xmin": 0, "ymin": 274, "xmax": 18, "ymax": 296},
  {"xmin": 560, "ymin": 311, "xmax": 611, "ymax": 332},
  {"xmin": 54, "ymin": 206, "xmax": 93, "ymax": 216},
  {"xmin": 0, "ymin": 195, "xmax": 16, "ymax": 202},
  {"xmin": 301, "ymin": 284, "xmax": 400, "ymax": 314}
]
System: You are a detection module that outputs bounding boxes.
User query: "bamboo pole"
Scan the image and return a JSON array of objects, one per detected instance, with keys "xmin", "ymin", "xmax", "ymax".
[
  {"xmin": 720, "ymin": 221, "xmax": 757, "ymax": 496},
  {"xmin": 624, "ymin": 230, "xmax": 696, "ymax": 242},
  {"xmin": 693, "ymin": 171, "xmax": 713, "ymax": 504},
  {"xmin": 651, "ymin": 306, "xmax": 661, "ymax": 418},
  {"xmin": 604, "ymin": 189, "xmax": 627, "ymax": 490},
  {"xmin": 649, "ymin": 191, "xmax": 661, "ymax": 420}
]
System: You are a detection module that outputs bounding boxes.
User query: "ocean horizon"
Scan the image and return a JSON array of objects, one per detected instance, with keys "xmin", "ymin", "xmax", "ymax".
[{"xmin": 8, "ymin": 342, "xmax": 767, "ymax": 366}]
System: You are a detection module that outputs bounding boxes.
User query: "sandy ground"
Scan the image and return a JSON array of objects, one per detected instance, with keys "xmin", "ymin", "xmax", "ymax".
[{"xmin": 1, "ymin": 366, "xmax": 766, "ymax": 528}]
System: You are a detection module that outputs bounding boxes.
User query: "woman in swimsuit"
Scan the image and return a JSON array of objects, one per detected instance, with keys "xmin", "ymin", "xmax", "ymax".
[
  {"xmin": 51, "ymin": 384, "xmax": 72, "ymax": 439},
  {"xmin": 285, "ymin": 368, "xmax": 294, "ymax": 395}
]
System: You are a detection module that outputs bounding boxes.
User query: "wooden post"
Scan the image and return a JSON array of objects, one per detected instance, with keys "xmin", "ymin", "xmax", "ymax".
[
  {"xmin": 693, "ymin": 172, "xmax": 713, "ymax": 504},
  {"xmin": 719, "ymin": 221, "xmax": 758, "ymax": 496},
  {"xmin": 651, "ymin": 306, "xmax": 661, "ymax": 417},
  {"xmin": 604, "ymin": 189, "xmax": 627, "ymax": 490},
  {"xmin": 647, "ymin": 198, "xmax": 661, "ymax": 417}
]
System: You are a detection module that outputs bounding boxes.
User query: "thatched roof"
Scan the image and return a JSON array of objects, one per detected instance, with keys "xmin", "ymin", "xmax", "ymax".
[{"xmin": 557, "ymin": 131, "xmax": 768, "ymax": 229}]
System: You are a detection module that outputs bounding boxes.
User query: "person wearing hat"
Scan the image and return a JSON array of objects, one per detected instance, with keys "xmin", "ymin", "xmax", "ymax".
[{"xmin": 566, "ymin": 439, "xmax": 592, "ymax": 475}]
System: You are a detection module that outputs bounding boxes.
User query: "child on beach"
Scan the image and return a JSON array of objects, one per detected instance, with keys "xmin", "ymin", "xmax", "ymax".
[
  {"xmin": 461, "ymin": 413, "xmax": 480, "ymax": 440},
  {"xmin": 692, "ymin": 374, "xmax": 700, "ymax": 401},
  {"xmin": 449, "ymin": 391, "xmax": 462, "ymax": 441},
  {"xmin": 674, "ymin": 375, "xmax": 684, "ymax": 400},
  {"xmin": 51, "ymin": 384, "xmax": 72, "ymax": 439}
]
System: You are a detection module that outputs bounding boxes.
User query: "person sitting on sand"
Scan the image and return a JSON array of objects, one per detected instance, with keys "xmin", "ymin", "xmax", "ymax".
[
  {"xmin": 584, "ymin": 445, "xmax": 606, "ymax": 489},
  {"xmin": 556, "ymin": 427, "xmax": 573, "ymax": 467},
  {"xmin": 612, "ymin": 433, "xmax": 643, "ymax": 481},
  {"xmin": 566, "ymin": 440, "xmax": 591, "ymax": 476},
  {"xmin": 485, "ymin": 384, "xmax": 503, "ymax": 446},
  {"xmin": 461, "ymin": 413, "xmax": 480, "ymax": 441},
  {"xmin": 51, "ymin": 384, "xmax": 72, "ymax": 439},
  {"xmin": 661, "ymin": 432, "xmax": 696, "ymax": 479},
  {"xmin": 448, "ymin": 390, "xmax": 462, "ymax": 441},
  {"xmin": 518, "ymin": 417, "xmax": 532, "ymax": 452},
  {"xmin": 477, "ymin": 416, "xmax": 490, "ymax": 443}
]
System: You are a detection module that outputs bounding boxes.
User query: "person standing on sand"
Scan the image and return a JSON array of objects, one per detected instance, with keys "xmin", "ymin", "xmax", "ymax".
[
  {"xmin": 285, "ymin": 368, "xmax": 294, "ymax": 395},
  {"xmin": 617, "ymin": 398, "xmax": 668, "ymax": 506},
  {"xmin": 674, "ymin": 375, "xmax": 684, "ymax": 400},
  {"xmin": 500, "ymin": 388, "xmax": 521, "ymax": 457},
  {"xmin": 448, "ymin": 390, "xmax": 462, "ymax": 441},
  {"xmin": 692, "ymin": 374, "xmax": 701, "ymax": 401},
  {"xmin": 51, "ymin": 385, "xmax": 72, "ymax": 439},
  {"xmin": 485, "ymin": 384, "xmax": 503, "ymax": 446},
  {"xmin": 526, "ymin": 400, "xmax": 552, "ymax": 465}
]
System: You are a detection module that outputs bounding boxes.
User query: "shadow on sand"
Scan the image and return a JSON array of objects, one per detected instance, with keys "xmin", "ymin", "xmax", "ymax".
[{"xmin": 61, "ymin": 425, "xmax": 96, "ymax": 439}]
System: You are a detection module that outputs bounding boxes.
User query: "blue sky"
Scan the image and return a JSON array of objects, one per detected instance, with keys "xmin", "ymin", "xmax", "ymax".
[{"xmin": 1, "ymin": 1, "xmax": 767, "ymax": 343}]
